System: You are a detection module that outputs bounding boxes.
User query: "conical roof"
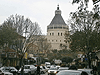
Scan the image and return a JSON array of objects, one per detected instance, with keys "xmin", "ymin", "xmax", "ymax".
[
  {"xmin": 49, "ymin": 5, "xmax": 66, "ymax": 26},
  {"xmin": 50, "ymin": 14, "xmax": 66, "ymax": 25}
]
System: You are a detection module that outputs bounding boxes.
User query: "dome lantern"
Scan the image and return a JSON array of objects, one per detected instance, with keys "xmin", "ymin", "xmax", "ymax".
[{"xmin": 55, "ymin": 5, "xmax": 61, "ymax": 15}]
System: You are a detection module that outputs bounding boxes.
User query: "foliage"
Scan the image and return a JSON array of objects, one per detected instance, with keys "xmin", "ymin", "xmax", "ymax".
[
  {"xmin": 61, "ymin": 57, "xmax": 73, "ymax": 64},
  {"xmin": 67, "ymin": 3, "xmax": 100, "ymax": 53},
  {"xmin": 72, "ymin": 0, "xmax": 100, "ymax": 19},
  {"xmin": 70, "ymin": 30, "xmax": 100, "ymax": 52},
  {"xmin": 72, "ymin": 0, "xmax": 97, "ymax": 5},
  {"xmin": 47, "ymin": 49, "xmax": 77, "ymax": 63},
  {"xmin": 52, "ymin": 49, "xmax": 57, "ymax": 53},
  {"xmin": 1, "ymin": 14, "xmax": 42, "ymax": 66},
  {"xmin": 0, "ymin": 25, "xmax": 19, "ymax": 47},
  {"xmin": 70, "ymin": 31, "xmax": 86, "ymax": 52}
]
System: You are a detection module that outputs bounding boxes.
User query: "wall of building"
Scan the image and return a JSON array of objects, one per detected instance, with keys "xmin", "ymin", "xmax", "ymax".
[{"xmin": 46, "ymin": 28, "xmax": 69, "ymax": 50}]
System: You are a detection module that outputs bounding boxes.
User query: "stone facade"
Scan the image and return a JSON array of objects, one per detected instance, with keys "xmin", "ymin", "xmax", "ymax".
[{"xmin": 46, "ymin": 5, "xmax": 69, "ymax": 50}]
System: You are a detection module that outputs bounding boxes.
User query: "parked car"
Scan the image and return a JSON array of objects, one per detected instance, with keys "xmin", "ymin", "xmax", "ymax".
[
  {"xmin": 0, "ymin": 68, "xmax": 13, "ymax": 75},
  {"xmin": 40, "ymin": 66, "xmax": 46, "ymax": 74},
  {"xmin": 34, "ymin": 63, "xmax": 37, "ymax": 67},
  {"xmin": 44, "ymin": 66, "xmax": 49, "ymax": 71},
  {"xmin": 78, "ymin": 69, "xmax": 93, "ymax": 75},
  {"xmin": 56, "ymin": 65, "xmax": 60, "ymax": 69},
  {"xmin": 50, "ymin": 65, "xmax": 56, "ymax": 68},
  {"xmin": 2, "ymin": 72, "xmax": 13, "ymax": 75},
  {"xmin": 18, "ymin": 65, "xmax": 36, "ymax": 75},
  {"xmin": 56, "ymin": 70, "xmax": 88, "ymax": 75},
  {"xmin": 58, "ymin": 67, "xmax": 69, "ymax": 72},
  {"xmin": 45, "ymin": 62, "xmax": 51, "ymax": 68},
  {"xmin": 0, "ymin": 67, "xmax": 18, "ymax": 75},
  {"xmin": 48, "ymin": 67, "xmax": 58, "ymax": 75}
]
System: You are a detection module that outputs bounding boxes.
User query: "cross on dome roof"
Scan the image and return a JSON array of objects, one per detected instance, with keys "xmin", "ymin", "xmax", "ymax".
[{"xmin": 57, "ymin": 4, "xmax": 59, "ymax": 10}]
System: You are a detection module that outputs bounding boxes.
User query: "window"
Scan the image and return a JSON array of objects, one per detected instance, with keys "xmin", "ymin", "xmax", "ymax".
[
  {"xmin": 60, "ymin": 40, "xmax": 61, "ymax": 42},
  {"xmin": 58, "ymin": 33, "xmax": 59, "ymax": 36},
  {"xmin": 61, "ymin": 33, "xmax": 62, "ymax": 36},
  {"xmin": 54, "ymin": 27, "xmax": 57, "ymax": 29},
  {"xmin": 52, "ymin": 33, "xmax": 54, "ymax": 36},
  {"xmin": 58, "ymin": 27, "xmax": 62, "ymax": 29},
  {"xmin": 56, "ymin": 40, "xmax": 57, "ymax": 42},
  {"xmin": 49, "ymin": 27, "xmax": 53, "ymax": 29},
  {"xmin": 50, "ymin": 33, "xmax": 51, "ymax": 35},
  {"xmin": 60, "ymin": 43, "xmax": 62, "ymax": 47}
]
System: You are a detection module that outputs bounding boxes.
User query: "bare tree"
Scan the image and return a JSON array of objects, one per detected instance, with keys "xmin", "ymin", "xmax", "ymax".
[
  {"xmin": 1, "ymin": 14, "xmax": 42, "ymax": 66},
  {"xmin": 36, "ymin": 35, "xmax": 51, "ymax": 54},
  {"xmin": 29, "ymin": 35, "xmax": 51, "ymax": 55},
  {"xmin": 4, "ymin": 15, "xmax": 41, "ymax": 35}
]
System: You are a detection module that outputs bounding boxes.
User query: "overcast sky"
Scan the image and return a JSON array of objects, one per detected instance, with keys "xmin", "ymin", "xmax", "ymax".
[{"xmin": 0, "ymin": 0, "xmax": 94, "ymax": 35}]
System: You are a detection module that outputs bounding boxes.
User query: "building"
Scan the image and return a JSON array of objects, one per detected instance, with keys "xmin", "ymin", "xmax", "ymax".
[{"xmin": 46, "ymin": 5, "xmax": 69, "ymax": 50}]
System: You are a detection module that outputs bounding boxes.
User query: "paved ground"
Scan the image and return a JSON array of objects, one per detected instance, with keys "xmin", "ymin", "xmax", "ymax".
[{"xmin": 41, "ymin": 72, "xmax": 48, "ymax": 75}]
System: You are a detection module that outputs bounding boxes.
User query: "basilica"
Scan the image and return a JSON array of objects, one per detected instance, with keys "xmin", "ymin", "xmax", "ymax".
[{"xmin": 46, "ymin": 5, "xmax": 69, "ymax": 50}]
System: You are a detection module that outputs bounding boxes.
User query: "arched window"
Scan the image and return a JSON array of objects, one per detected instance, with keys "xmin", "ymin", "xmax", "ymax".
[
  {"xmin": 50, "ymin": 33, "xmax": 51, "ymax": 35},
  {"xmin": 61, "ymin": 33, "xmax": 62, "ymax": 36},
  {"xmin": 58, "ymin": 33, "xmax": 59, "ymax": 36},
  {"xmin": 52, "ymin": 33, "xmax": 54, "ymax": 36},
  {"xmin": 60, "ymin": 40, "xmax": 61, "ymax": 42}
]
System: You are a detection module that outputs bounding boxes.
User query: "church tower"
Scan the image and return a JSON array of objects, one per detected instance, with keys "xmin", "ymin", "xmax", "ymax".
[{"xmin": 46, "ymin": 5, "xmax": 69, "ymax": 50}]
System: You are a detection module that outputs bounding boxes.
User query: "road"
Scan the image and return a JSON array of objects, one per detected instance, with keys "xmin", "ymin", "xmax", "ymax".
[{"xmin": 41, "ymin": 72, "xmax": 48, "ymax": 75}]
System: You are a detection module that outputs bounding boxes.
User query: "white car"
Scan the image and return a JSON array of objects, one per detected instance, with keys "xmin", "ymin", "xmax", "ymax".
[
  {"xmin": 56, "ymin": 70, "xmax": 88, "ymax": 75},
  {"xmin": 43, "ymin": 66, "xmax": 49, "ymax": 72},
  {"xmin": 45, "ymin": 62, "xmax": 51, "ymax": 68},
  {"xmin": 48, "ymin": 67, "xmax": 58, "ymax": 75},
  {"xmin": 0, "ymin": 69, "xmax": 13, "ymax": 75},
  {"xmin": 2, "ymin": 72, "xmax": 13, "ymax": 75},
  {"xmin": 56, "ymin": 65, "xmax": 60, "ymax": 69},
  {"xmin": 50, "ymin": 65, "xmax": 56, "ymax": 68},
  {"xmin": 40, "ymin": 66, "xmax": 46, "ymax": 74},
  {"xmin": 58, "ymin": 67, "xmax": 69, "ymax": 72},
  {"xmin": 0, "ymin": 67, "xmax": 17, "ymax": 75},
  {"xmin": 78, "ymin": 69, "xmax": 93, "ymax": 75},
  {"xmin": 18, "ymin": 65, "xmax": 36, "ymax": 75}
]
